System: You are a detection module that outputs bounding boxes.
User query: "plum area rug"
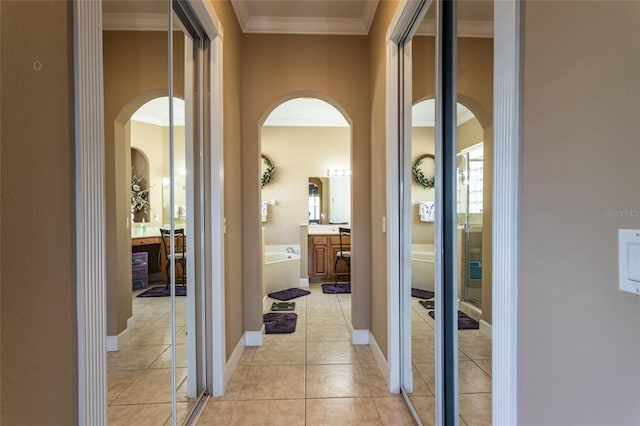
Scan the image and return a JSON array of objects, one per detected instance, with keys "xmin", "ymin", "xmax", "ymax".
[
  {"xmin": 267, "ymin": 288, "xmax": 311, "ymax": 301},
  {"xmin": 321, "ymin": 283, "xmax": 351, "ymax": 294},
  {"xmin": 411, "ymin": 288, "xmax": 435, "ymax": 299},
  {"xmin": 137, "ymin": 286, "xmax": 186, "ymax": 297},
  {"xmin": 427, "ymin": 310, "xmax": 479, "ymax": 330},
  {"xmin": 264, "ymin": 312, "xmax": 298, "ymax": 334}
]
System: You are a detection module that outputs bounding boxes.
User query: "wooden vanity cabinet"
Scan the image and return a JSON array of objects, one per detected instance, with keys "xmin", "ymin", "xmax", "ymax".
[{"xmin": 308, "ymin": 234, "xmax": 350, "ymax": 282}]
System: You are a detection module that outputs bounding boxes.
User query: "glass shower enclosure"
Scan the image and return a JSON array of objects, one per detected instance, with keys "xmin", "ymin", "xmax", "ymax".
[{"xmin": 457, "ymin": 143, "xmax": 484, "ymax": 307}]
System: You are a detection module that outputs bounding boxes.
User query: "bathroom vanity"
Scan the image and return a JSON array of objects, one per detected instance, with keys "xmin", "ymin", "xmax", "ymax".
[{"xmin": 307, "ymin": 226, "xmax": 350, "ymax": 282}]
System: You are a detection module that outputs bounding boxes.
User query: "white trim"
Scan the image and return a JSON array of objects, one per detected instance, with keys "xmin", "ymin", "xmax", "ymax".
[
  {"xmin": 369, "ymin": 331, "xmax": 398, "ymax": 393},
  {"xmin": 352, "ymin": 329, "xmax": 370, "ymax": 345},
  {"xmin": 102, "ymin": 13, "xmax": 168, "ymax": 31},
  {"xmin": 298, "ymin": 278, "xmax": 309, "ymax": 288},
  {"xmin": 244, "ymin": 329, "xmax": 264, "ymax": 347},
  {"xmin": 262, "ymin": 294, "xmax": 269, "ymax": 313},
  {"xmin": 190, "ymin": 0, "xmax": 222, "ymax": 40},
  {"xmin": 106, "ymin": 327, "xmax": 130, "ymax": 352},
  {"xmin": 361, "ymin": 1, "xmax": 380, "ymax": 33},
  {"xmin": 106, "ymin": 316, "xmax": 135, "ymax": 352},
  {"xmin": 385, "ymin": 35, "xmax": 401, "ymax": 397},
  {"xmin": 74, "ymin": 0, "xmax": 107, "ymax": 423},
  {"xmin": 222, "ymin": 336, "xmax": 245, "ymax": 395},
  {"xmin": 208, "ymin": 30, "xmax": 227, "ymax": 399},
  {"xmin": 416, "ymin": 19, "xmax": 494, "ymax": 38},
  {"xmin": 493, "ymin": 0, "xmax": 520, "ymax": 424},
  {"xmin": 479, "ymin": 319, "xmax": 492, "ymax": 339},
  {"xmin": 242, "ymin": 16, "xmax": 370, "ymax": 35}
]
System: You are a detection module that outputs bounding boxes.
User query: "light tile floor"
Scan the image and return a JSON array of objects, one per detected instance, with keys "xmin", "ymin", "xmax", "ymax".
[
  {"xmin": 407, "ymin": 296, "xmax": 492, "ymax": 426},
  {"xmin": 195, "ymin": 283, "xmax": 417, "ymax": 425},
  {"xmin": 107, "ymin": 284, "xmax": 196, "ymax": 425},
  {"xmin": 107, "ymin": 284, "xmax": 491, "ymax": 425}
]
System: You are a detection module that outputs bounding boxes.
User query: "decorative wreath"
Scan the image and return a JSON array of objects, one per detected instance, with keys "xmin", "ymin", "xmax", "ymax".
[
  {"xmin": 261, "ymin": 155, "xmax": 276, "ymax": 188},
  {"xmin": 412, "ymin": 154, "xmax": 435, "ymax": 189}
]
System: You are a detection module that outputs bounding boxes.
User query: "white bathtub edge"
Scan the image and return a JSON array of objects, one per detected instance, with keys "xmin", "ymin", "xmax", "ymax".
[
  {"xmin": 479, "ymin": 319, "xmax": 492, "ymax": 339},
  {"xmin": 299, "ymin": 278, "xmax": 309, "ymax": 288}
]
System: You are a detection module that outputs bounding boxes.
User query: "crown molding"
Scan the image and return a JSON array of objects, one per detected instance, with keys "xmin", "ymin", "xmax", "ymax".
[
  {"xmin": 417, "ymin": 19, "xmax": 494, "ymax": 38},
  {"xmin": 102, "ymin": 13, "xmax": 168, "ymax": 31},
  {"xmin": 242, "ymin": 16, "xmax": 369, "ymax": 35},
  {"xmin": 361, "ymin": 1, "xmax": 380, "ymax": 33}
]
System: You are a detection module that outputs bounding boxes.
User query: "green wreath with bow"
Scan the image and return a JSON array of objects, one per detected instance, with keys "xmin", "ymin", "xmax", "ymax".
[
  {"xmin": 412, "ymin": 154, "xmax": 435, "ymax": 189},
  {"xmin": 261, "ymin": 155, "xmax": 276, "ymax": 188}
]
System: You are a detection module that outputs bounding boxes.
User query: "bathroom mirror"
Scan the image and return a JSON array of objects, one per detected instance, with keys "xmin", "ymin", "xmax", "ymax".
[{"xmin": 308, "ymin": 176, "xmax": 350, "ymax": 225}]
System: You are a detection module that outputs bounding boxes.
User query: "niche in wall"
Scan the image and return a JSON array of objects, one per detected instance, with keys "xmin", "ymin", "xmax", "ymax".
[{"xmin": 131, "ymin": 147, "xmax": 150, "ymax": 223}]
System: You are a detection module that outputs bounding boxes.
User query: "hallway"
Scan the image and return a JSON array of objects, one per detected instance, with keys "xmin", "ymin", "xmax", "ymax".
[{"xmin": 195, "ymin": 283, "xmax": 415, "ymax": 425}]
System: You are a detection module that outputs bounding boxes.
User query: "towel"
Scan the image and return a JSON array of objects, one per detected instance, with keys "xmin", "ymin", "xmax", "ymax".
[
  {"xmin": 419, "ymin": 201, "xmax": 435, "ymax": 222},
  {"xmin": 261, "ymin": 201, "xmax": 268, "ymax": 222}
]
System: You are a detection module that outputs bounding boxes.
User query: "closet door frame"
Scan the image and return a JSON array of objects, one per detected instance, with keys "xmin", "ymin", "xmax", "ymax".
[{"xmin": 73, "ymin": 0, "xmax": 225, "ymax": 423}]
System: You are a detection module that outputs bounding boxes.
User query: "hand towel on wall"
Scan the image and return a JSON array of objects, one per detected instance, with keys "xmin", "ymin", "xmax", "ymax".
[
  {"xmin": 419, "ymin": 201, "xmax": 435, "ymax": 222},
  {"xmin": 261, "ymin": 201, "xmax": 268, "ymax": 222}
]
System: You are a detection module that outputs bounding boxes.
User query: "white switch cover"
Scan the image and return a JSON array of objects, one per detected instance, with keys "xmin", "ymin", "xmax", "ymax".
[{"xmin": 619, "ymin": 229, "xmax": 640, "ymax": 294}]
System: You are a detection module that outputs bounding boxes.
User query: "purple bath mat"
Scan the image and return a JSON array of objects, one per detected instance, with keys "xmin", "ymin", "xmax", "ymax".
[
  {"xmin": 137, "ymin": 285, "xmax": 187, "ymax": 297},
  {"xmin": 264, "ymin": 312, "xmax": 298, "ymax": 334},
  {"xmin": 412, "ymin": 288, "xmax": 435, "ymax": 299},
  {"xmin": 321, "ymin": 283, "xmax": 351, "ymax": 294},
  {"xmin": 267, "ymin": 288, "xmax": 310, "ymax": 301},
  {"xmin": 427, "ymin": 310, "xmax": 479, "ymax": 330}
]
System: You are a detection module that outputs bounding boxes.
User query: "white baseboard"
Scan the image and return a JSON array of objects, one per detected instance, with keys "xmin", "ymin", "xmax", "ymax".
[
  {"xmin": 352, "ymin": 329, "xmax": 370, "ymax": 345},
  {"xmin": 299, "ymin": 278, "xmax": 309, "ymax": 288},
  {"xmin": 244, "ymin": 327, "xmax": 264, "ymax": 346},
  {"xmin": 369, "ymin": 331, "xmax": 395, "ymax": 392},
  {"xmin": 479, "ymin": 319, "xmax": 492, "ymax": 339},
  {"xmin": 106, "ymin": 319, "xmax": 132, "ymax": 352},
  {"xmin": 222, "ymin": 335, "xmax": 245, "ymax": 394}
]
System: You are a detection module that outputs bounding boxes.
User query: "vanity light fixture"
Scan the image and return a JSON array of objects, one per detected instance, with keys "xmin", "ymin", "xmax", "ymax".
[{"xmin": 327, "ymin": 169, "xmax": 351, "ymax": 177}]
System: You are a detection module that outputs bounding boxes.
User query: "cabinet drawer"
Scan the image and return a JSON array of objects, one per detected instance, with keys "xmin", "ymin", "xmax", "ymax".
[
  {"xmin": 330, "ymin": 235, "xmax": 350, "ymax": 245},
  {"xmin": 313, "ymin": 236, "xmax": 328, "ymax": 245}
]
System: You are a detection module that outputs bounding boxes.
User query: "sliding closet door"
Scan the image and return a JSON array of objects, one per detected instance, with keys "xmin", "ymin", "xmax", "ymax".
[
  {"xmin": 167, "ymin": 1, "xmax": 209, "ymax": 423},
  {"xmin": 398, "ymin": 1, "xmax": 439, "ymax": 425},
  {"xmin": 399, "ymin": 1, "xmax": 462, "ymax": 424}
]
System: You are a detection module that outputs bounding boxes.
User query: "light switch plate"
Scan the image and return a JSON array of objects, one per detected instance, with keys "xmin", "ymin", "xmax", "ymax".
[{"xmin": 618, "ymin": 229, "xmax": 640, "ymax": 294}]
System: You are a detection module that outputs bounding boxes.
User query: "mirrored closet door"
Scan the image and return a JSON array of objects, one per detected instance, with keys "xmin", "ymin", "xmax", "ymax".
[
  {"xmin": 399, "ymin": 0, "xmax": 493, "ymax": 425},
  {"xmin": 104, "ymin": 1, "xmax": 210, "ymax": 424}
]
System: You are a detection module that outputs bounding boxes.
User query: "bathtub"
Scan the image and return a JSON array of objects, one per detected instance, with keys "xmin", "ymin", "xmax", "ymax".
[
  {"xmin": 263, "ymin": 245, "xmax": 301, "ymax": 295},
  {"xmin": 411, "ymin": 244, "xmax": 435, "ymax": 292}
]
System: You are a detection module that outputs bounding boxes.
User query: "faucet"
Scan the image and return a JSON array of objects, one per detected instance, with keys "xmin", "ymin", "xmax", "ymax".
[{"xmin": 286, "ymin": 246, "xmax": 297, "ymax": 254}]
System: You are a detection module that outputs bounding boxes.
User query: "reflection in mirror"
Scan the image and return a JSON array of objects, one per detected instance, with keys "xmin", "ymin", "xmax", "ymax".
[
  {"xmin": 308, "ymin": 176, "xmax": 350, "ymax": 225},
  {"xmin": 130, "ymin": 96, "xmax": 186, "ymax": 227}
]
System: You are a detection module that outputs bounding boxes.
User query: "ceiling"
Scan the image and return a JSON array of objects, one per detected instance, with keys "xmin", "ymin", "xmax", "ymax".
[
  {"xmin": 102, "ymin": 0, "xmax": 493, "ymax": 37},
  {"xmin": 231, "ymin": 0, "xmax": 379, "ymax": 35},
  {"xmin": 131, "ymin": 97, "xmax": 185, "ymax": 126}
]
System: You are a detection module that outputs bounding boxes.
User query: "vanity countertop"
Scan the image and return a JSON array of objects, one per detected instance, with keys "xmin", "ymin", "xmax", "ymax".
[
  {"xmin": 306, "ymin": 224, "xmax": 349, "ymax": 235},
  {"xmin": 131, "ymin": 226, "xmax": 162, "ymax": 239}
]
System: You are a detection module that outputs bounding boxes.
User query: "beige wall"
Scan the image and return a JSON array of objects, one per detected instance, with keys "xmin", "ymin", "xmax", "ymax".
[
  {"xmin": 261, "ymin": 126, "xmax": 350, "ymax": 245},
  {"xmin": 211, "ymin": 0, "xmax": 245, "ymax": 360},
  {"xmin": 0, "ymin": 1, "xmax": 77, "ymax": 423},
  {"xmin": 103, "ymin": 31, "xmax": 184, "ymax": 335},
  {"xmin": 368, "ymin": 0, "xmax": 400, "ymax": 359},
  {"xmin": 519, "ymin": 2, "xmax": 640, "ymax": 424},
  {"xmin": 242, "ymin": 34, "xmax": 372, "ymax": 332}
]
